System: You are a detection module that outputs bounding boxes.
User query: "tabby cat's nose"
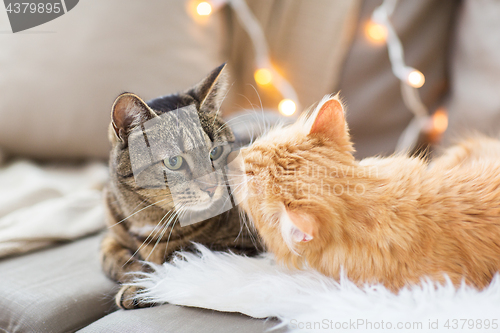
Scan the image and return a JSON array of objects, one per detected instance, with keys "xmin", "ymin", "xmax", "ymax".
[{"xmin": 201, "ymin": 186, "xmax": 217, "ymax": 198}]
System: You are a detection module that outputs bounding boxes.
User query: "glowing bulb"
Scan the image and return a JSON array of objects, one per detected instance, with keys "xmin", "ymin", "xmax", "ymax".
[
  {"xmin": 432, "ymin": 109, "xmax": 448, "ymax": 134},
  {"xmin": 197, "ymin": 1, "xmax": 212, "ymax": 16},
  {"xmin": 407, "ymin": 70, "xmax": 425, "ymax": 88},
  {"xmin": 254, "ymin": 68, "xmax": 273, "ymax": 85},
  {"xmin": 365, "ymin": 21, "xmax": 387, "ymax": 43},
  {"xmin": 279, "ymin": 99, "xmax": 296, "ymax": 116}
]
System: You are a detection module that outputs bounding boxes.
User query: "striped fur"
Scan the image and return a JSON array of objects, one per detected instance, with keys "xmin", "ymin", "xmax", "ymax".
[{"xmin": 101, "ymin": 64, "xmax": 263, "ymax": 309}]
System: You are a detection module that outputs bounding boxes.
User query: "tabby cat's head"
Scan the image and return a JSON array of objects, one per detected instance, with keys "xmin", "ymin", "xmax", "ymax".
[{"xmin": 109, "ymin": 64, "xmax": 236, "ymax": 225}]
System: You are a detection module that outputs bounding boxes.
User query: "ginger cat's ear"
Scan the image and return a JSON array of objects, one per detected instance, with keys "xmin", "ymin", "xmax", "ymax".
[
  {"xmin": 111, "ymin": 93, "xmax": 157, "ymax": 142},
  {"xmin": 307, "ymin": 94, "xmax": 347, "ymax": 140},
  {"xmin": 280, "ymin": 208, "xmax": 317, "ymax": 249}
]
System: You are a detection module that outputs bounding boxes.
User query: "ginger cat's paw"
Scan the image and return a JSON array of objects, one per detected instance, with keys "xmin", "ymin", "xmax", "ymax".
[{"xmin": 116, "ymin": 284, "xmax": 155, "ymax": 310}]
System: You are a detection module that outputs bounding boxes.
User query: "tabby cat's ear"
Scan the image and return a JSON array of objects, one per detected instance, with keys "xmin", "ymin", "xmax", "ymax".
[
  {"xmin": 280, "ymin": 208, "xmax": 317, "ymax": 247},
  {"xmin": 188, "ymin": 63, "xmax": 228, "ymax": 113},
  {"xmin": 306, "ymin": 94, "xmax": 347, "ymax": 140},
  {"xmin": 111, "ymin": 93, "xmax": 157, "ymax": 142}
]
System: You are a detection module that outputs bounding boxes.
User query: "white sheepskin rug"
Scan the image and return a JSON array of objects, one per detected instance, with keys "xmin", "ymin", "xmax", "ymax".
[{"xmin": 131, "ymin": 244, "xmax": 500, "ymax": 332}]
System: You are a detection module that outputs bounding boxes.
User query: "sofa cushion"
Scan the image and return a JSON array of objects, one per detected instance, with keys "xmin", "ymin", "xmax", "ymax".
[
  {"xmin": 0, "ymin": 234, "xmax": 117, "ymax": 333},
  {"xmin": 0, "ymin": 0, "xmax": 223, "ymax": 160},
  {"xmin": 78, "ymin": 304, "xmax": 283, "ymax": 333},
  {"xmin": 444, "ymin": 0, "xmax": 500, "ymax": 141}
]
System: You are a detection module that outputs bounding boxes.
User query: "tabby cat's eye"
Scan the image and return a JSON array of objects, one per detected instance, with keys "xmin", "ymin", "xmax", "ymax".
[
  {"xmin": 210, "ymin": 146, "xmax": 224, "ymax": 160},
  {"xmin": 164, "ymin": 156, "xmax": 183, "ymax": 170}
]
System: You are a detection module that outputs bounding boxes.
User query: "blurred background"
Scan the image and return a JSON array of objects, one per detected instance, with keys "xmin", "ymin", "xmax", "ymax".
[{"xmin": 0, "ymin": 0, "xmax": 499, "ymax": 162}]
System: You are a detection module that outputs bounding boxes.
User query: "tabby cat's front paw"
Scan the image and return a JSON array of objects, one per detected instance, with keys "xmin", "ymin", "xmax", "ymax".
[{"xmin": 115, "ymin": 284, "xmax": 154, "ymax": 310}]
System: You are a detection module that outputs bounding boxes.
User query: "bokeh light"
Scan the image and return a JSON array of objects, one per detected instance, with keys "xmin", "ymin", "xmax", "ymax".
[
  {"xmin": 279, "ymin": 99, "xmax": 296, "ymax": 116},
  {"xmin": 365, "ymin": 21, "xmax": 387, "ymax": 44},
  {"xmin": 254, "ymin": 68, "xmax": 273, "ymax": 85},
  {"xmin": 407, "ymin": 70, "xmax": 425, "ymax": 88},
  {"xmin": 432, "ymin": 109, "xmax": 448, "ymax": 134},
  {"xmin": 196, "ymin": 2, "xmax": 212, "ymax": 16}
]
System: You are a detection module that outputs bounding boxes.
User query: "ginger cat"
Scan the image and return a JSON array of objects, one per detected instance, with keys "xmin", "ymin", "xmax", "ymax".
[{"xmin": 235, "ymin": 94, "xmax": 500, "ymax": 291}]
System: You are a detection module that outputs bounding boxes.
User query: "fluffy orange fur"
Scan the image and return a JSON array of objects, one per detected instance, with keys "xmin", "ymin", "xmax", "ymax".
[{"xmin": 236, "ymin": 95, "xmax": 500, "ymax": 292}]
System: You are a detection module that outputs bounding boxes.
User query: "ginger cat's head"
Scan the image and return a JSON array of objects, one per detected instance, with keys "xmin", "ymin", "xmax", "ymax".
[{"xmin": 235, "ymin": 95, "xmax": 360, "ymax": 267}]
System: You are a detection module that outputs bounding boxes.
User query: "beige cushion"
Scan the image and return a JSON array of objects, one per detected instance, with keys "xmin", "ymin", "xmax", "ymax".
[
  {"xmin": 0, "ymin": 234, "xmax": 117, "ymax": 333},
  {"xmin": 0, "ymin": 232, "xmax": 280, "ymax": 333},
  {"xmin": 0, "ymin": 0, "xmax": 223, "ymax": 160},
  {"xmin": 444, "ymin": 0, "xmax": 500, "ymax": 141},
  {"xmin": 79, "ymin": 304, "xmax": 283, "ymax": 333},
  {"xmin": 0, "ymin": 0, "xmax": 465, "ymax": 161}
]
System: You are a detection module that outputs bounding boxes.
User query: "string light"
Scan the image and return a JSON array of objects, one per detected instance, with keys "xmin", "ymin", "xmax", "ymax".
[
  {"xmin": 432, "ymin": 109, "xmax": 448, "ymax": 134},
  {"xmin": 371, "ymin": 0, "xmax": 434, "ymax": 152},
  {"xmin": 196, "ymin": 2, "xmax": 212, "ymax": 16},
  {"xmin": 424, "ymin": 108, "xmax": 448, "ymax": 144},
  {"xmin": 365, "ymin": 21, "xmax": 387, "ymax": 44},
  {"xmin": 279, "ymin": 99, "xmax": 297, "ymax": 116},
  {"xmin": 189, "ymin": 0, "xmax": 443, "ymax": 146},
  {"xmin": 254, "ymin": 68, "xmax": 273, "ymax": 85},
  {"xmin": 190, "ymin": 0, "xmax": 300, "ymax": 116},
  {"xmin": 407, "ymin": 70, "xmax": 425, "ymax": 88}
]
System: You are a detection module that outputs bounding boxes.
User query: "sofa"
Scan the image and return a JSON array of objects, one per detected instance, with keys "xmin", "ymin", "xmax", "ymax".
[{"xmin": 2, "ymin": 0, "xmax": 500, "ymax": 331}]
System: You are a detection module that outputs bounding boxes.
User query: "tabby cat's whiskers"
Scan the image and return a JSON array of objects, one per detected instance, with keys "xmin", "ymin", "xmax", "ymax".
[
  {"xmin": 146, "ymin": 209, "xmax": 180, "ymax": 261},
  {"xmin": 108, "ymin": 197, "xmax": 172, "ymax": 228},
  {"xmin": 125, "ymin": 209, "xmax": 174, "ymax": 264}
]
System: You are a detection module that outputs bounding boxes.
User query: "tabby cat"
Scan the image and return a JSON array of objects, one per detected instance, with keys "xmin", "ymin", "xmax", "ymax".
[
  {"xmin": 101, "ymin": 64, "xmax": 262, "ymax": 309},
  {"xmin": 235, "ymin": 94, "xmax": 500, "ymax": 292}
]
